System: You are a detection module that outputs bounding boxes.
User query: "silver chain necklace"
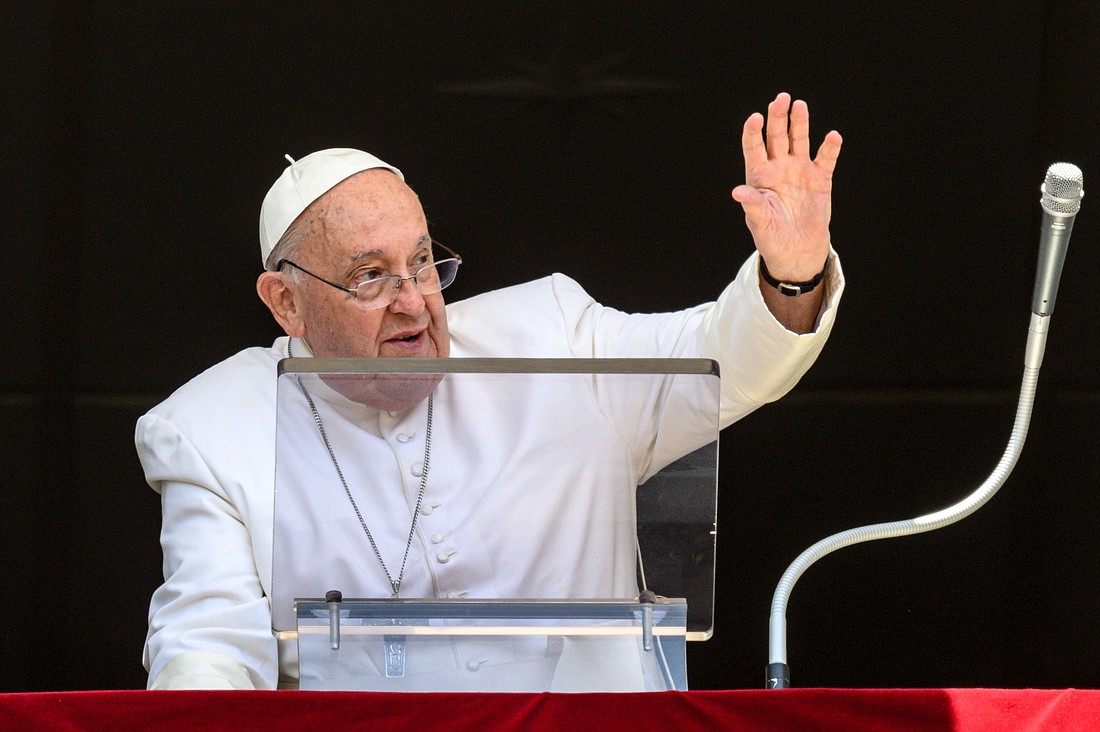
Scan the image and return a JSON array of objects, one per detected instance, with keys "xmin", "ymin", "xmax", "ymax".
[{"xmin": 288, "ymin": 338, "xmax": 433, "ymax": 598}]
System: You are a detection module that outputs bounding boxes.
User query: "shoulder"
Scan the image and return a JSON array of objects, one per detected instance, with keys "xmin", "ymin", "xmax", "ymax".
[
  {"xmin": 445, "ymin": 274, "xmax": 600, "ymax": 357},
  {"xmin": 446, "ymin": 273, "xmax": 593, "ymax": 316},
  {"xmin": 136, "ymin": 341, "xmax": 286, "ymax": 491},
  {"xmin": 144, "ymin": 341, "xmax": 285, "ymax": 426}
]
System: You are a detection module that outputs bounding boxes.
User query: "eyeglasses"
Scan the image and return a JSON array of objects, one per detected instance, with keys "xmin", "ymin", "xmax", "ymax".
[{"xmin": 278, "ymin": 241, "xmax": 462, "ymax": 311}]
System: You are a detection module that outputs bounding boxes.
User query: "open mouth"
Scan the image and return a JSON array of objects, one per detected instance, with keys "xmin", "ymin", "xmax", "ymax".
[{"xmin": 388, "ymin": 330, "xmax": 423, "ymax": 345}]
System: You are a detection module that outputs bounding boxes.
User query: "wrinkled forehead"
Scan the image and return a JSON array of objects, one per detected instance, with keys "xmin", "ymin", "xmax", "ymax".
[
  {"xmin": 299, "ymin": 170, "xmax": 428, "ymax": 260},
  {"xmin": 305, "ymin": 168, "xmax": 419, "ymax": 218}
]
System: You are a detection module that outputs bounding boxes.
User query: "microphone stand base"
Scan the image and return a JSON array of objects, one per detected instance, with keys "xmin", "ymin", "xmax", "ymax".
[{"xmin": 766, "ymin": 662, "xmax": 790, "ymax": 689}]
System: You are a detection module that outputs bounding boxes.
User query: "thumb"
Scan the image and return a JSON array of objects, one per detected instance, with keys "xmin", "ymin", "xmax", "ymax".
[{"xmin": 732, "ymin": 184, "xmax": 766, "ymax": 217}]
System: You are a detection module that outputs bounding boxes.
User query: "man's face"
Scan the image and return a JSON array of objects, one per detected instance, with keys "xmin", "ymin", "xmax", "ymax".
[
  {"xmin": 284, "ymin": 170, "xmax": 450, "ymax": 410},
  {"xmin": 291, "ymin": 169, "xmax": 451, "ymax": 363}
]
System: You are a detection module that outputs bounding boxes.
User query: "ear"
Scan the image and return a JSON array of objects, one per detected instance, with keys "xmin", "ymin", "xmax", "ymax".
[{"xmin": 256, "ymin": 271, "xmax": 306, "ymax": 337}]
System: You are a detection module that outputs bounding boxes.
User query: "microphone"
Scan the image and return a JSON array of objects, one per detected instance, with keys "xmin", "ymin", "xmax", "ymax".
[
  {"xmin": 766, "ymin": 162, "xmax": 1083, "ymax": 689},
  {"xmin": 1032, "ymin": 163, "xmax": 1084, "ymax": 316}
]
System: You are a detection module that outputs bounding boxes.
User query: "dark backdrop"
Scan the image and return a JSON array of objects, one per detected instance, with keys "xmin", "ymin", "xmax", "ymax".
[{"xmin": 3, "ymin": 1, "xmax": 1098, "ymax": 692}]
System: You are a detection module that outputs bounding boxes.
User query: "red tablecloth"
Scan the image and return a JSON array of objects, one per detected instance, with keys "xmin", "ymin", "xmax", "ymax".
[{"xmin": 2, "ymin": 688, "xmax": 1098, "ymax": 731}]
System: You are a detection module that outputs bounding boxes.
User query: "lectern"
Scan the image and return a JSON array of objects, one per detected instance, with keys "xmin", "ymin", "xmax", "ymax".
[{"xmin": 271, "ymin": 357, "xmax": 719, "ymax": 691}]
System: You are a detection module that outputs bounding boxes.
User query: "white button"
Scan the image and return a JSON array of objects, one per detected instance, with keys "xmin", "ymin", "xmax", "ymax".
[
  {"xmin": 411, "ymin": 461, "xmax": 425, "ymax": 477},
  {"xmin": 437, "ymin": 549, "xmax": 458, "ymax": 564},
  {"xmin": 421, "ymin": 502, "xmax": 441, "ymax": 516},
  {"xmin": 447, "ymin": 590, "xmax": 469, "ymax": 599},
  {"xmin": 467, "ymin": 658, "xmax": 489, "ymax": 671},
  {"xmin": 387, "ymin": 410, "xmax": 399, "ymax": 418},
  {"xmin": 431, "ymin": 530, "xmax": 452, "ymax": 544},
  {"xmin": 396, "ymin": 432, "xmax": 415, "ymax": 443}
]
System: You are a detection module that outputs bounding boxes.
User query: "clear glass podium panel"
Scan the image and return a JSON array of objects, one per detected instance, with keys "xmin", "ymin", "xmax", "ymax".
[{"xmin": 271, "ymin": 357, "xmax": 720, "ymax": 691}]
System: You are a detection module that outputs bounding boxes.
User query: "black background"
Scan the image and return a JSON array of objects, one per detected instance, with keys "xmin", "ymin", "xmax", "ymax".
[{"xmin": 3, "ymin": 2, "xmax": 1098, "ymax": 691}]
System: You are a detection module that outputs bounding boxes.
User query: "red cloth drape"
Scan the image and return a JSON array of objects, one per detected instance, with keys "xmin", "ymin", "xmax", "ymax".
[{"xmin": 2, "ymin": 689, "xmax": 1098, "ymax": 731}]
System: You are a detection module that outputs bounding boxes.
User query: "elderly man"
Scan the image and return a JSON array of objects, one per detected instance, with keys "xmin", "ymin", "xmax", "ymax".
[{"xmin": 137, "ymin": 93, "xmax": 845, "ymax": 689}]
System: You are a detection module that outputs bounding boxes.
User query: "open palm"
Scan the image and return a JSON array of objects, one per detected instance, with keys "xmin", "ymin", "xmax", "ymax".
[{"xmin": 732, "ymin": 93, "xmax": 842, "ymax": 282}]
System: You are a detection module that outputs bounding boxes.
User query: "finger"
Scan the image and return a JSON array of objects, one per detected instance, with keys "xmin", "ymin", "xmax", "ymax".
[
  {"xmin": 789, "ymin": 99, "xmax": 810, "ymax": 158},
  {"xmin": 741, "ymin": 111, "xmax": 767, "ymax": 177},
  {"xmin": 813, "ymin": 130, "xmax": 844, "ymax": 177},
  {"xmin": 765, "ymin": 92, "xmax": 791, "ymax": 158}
]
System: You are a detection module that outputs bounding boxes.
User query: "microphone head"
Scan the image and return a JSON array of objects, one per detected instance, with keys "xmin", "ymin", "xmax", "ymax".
[{"xmin": 1041, "ymin": 162, "xmax": 1084, "ymax": 216}]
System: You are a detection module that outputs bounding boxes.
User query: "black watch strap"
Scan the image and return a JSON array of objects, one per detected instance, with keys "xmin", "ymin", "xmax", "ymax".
[{"xmin": 760, "ymin": 257, "xmax": 829, "ymax": 297}]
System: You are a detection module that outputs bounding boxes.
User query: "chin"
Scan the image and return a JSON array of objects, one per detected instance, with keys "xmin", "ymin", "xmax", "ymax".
[{"xmin": 330, "ymin": 372, "xmax": 444, "ymax": 412}]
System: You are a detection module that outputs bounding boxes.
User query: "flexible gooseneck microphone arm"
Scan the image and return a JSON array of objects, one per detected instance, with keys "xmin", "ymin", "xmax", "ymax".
[{"xmin": 765, "ymin": 163, "xmax": 1084, "ymax": 689}]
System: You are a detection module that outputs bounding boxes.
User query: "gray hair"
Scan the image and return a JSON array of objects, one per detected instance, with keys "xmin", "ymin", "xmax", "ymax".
[{"xmin": 264, "ymin": 214, "xmax": 310, "ymax": 280}]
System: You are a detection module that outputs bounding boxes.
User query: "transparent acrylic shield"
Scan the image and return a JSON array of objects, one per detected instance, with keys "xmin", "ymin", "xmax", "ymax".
[{"xmin": 271, "ymin": 358, "xmax": 719, "ymax": 690}]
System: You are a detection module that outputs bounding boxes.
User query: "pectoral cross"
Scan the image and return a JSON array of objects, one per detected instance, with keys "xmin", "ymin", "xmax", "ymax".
[{"xmin": 383, "ymin": 613, "xmax": 408, "ymax": 678}]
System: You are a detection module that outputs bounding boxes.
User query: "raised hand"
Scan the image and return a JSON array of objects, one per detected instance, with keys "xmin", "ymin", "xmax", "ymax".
[{"xmin": 732, "ymin": 92, "xmax": 842, "ymax": 283}]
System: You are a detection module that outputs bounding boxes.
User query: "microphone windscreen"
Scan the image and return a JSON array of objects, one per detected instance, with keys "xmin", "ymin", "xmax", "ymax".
[{"xmin": 1042, "ymin": 163, "xmax": 1084, "ymax": 215}]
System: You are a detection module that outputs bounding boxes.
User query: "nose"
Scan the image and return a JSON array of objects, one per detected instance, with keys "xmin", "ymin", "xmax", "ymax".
[{"xmin": 387, "ymin": 275, "xmax": 426, "ymax": 315}]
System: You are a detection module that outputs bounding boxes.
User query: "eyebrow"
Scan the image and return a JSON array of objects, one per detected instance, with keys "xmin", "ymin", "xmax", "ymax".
[{"xmin": 350, "ymin": 235, "xmax": 432, "ymax": 263}]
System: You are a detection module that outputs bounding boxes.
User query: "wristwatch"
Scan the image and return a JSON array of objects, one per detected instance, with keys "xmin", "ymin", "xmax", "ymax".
[{"xmin": 759, "ymin": 257, "xmax": 829, "ymax": 297}]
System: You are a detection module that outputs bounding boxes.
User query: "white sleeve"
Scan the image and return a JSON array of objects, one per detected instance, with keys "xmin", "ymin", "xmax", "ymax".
[
  {"xmin": 547, "ymin": 250, "xmax": 842, "ymax": 427},
  {"xmin": 137, "ymin": 413, "xmax": 278, "ymax": 690},
  {"xmin": 700, "ymin": 250, "xmax": 844, "ymax": 426},
  {"xmin": 149, "ymin": 651, "xmax": 257, "ymax": 690},
  {"xmin": 543, "ymin": 250, "xmax": 844, "ymax": 477}
]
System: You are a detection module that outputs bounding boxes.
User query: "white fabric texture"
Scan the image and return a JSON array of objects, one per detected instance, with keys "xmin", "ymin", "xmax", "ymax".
[{"xmin": 137, "ymin": 253, "xmax": 843, "ymax": 689}]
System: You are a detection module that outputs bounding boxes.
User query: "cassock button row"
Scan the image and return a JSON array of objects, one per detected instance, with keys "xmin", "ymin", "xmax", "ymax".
[
  {"xmin": 396, "ymin": 432, "xmax": 415, "ymax": 443},
  {"xmin": 411, "ymin": 461, "xmax": 425, "ymax": 477},
  {"xmin": 421, "ymin": 502, "xmax": 441, "ymax": 516},
  {"xmin": 437, "ymin": 549, "xmax": 458, "ymax": 564},
  {"xmin": 466, "ymin": 658, "xmax": 489, "ymax": 671},
  {"xmin": 431, "ymin": 530, "xmax": 452, "ymax": 544}
]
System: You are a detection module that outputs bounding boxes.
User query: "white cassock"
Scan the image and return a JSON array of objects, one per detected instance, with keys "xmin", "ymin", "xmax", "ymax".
[{"xmin": 137, "ymin": 253, "xmax": 844, "ymax": 689}]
